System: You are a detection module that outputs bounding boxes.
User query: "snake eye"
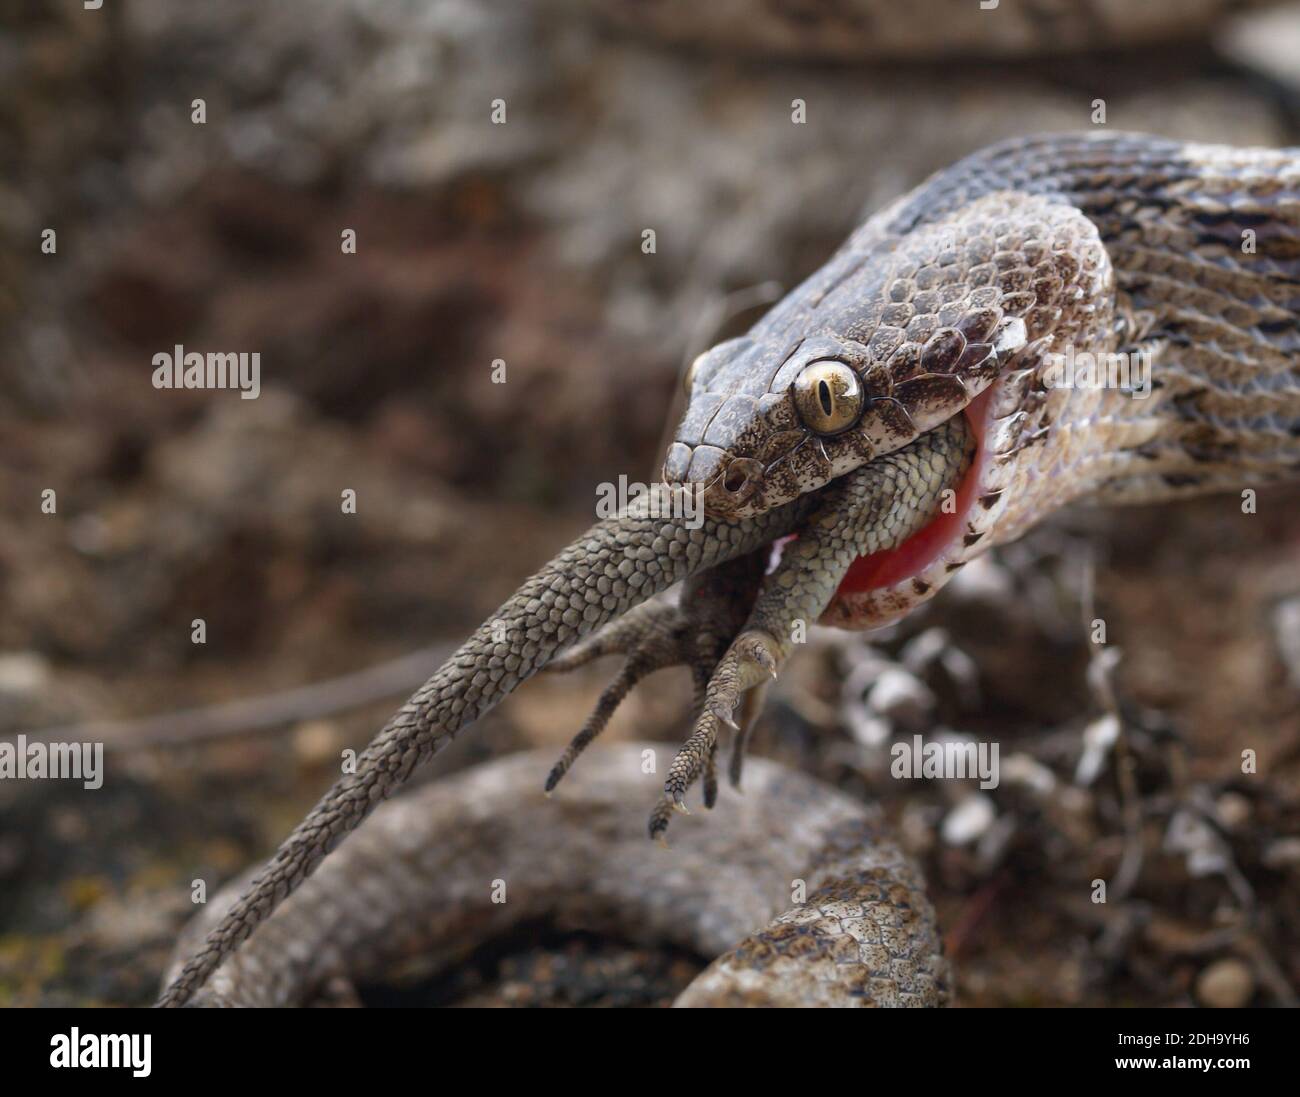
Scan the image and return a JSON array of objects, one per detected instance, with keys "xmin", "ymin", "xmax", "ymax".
[{"xmin": 792, "ymin": 360, "xmax": 863, "ymax": 435}]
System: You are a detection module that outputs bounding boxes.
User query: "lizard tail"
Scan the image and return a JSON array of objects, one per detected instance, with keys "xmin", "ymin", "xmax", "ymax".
[{"xmin": 156, "ymin": 490, "xmax": 808, "ymax": 1006}]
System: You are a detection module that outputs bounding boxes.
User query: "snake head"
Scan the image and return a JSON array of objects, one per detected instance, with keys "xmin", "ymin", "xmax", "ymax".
[
  {"xmin": 659, "ymin": 183, "xmax": 1123, "ymax": 520},
  {"xmin": 664, "ymin": 316, "xmax": 1021, "ymax": 519}
]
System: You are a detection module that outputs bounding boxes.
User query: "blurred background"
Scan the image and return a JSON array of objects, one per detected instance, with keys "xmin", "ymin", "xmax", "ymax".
[{"xmin": 2, "ymin": 0, "xmax": 1299, "ymax": 1006}]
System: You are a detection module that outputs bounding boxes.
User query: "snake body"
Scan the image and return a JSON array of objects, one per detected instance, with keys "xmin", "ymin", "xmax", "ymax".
[
  {"xmin": 162, "ymin": 131, "xmax": 1300, "ymax": 1007},
  {"xmin": 165, "ymin": 744, "xmax": 947, "ymax": 1007}
]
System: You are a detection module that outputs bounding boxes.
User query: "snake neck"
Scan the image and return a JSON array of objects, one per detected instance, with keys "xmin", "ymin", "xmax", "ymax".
[
  {"xmin": 915, "ymin": 133, "xmax": 1300, "ymax": 518},
  {"xmin": 825, "ymin": 133, "xmax": 1300, "ymax": 628}
]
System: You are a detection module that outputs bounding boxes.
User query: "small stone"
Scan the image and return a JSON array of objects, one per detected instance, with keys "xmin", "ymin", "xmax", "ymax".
[
  {"xmin": 899, "ymin": 628, "xmax": 980, "ymax": 707},
  {"xmin": 845, "ymin": 703, "xmax": 891, "ymax": 748},
  {"xmin": 866, "ymin": 667, "xmax": 935, "ymax": 728},
  {"xmin": 900, "ymin": 628, "xmax": 949, "ymax": 671},
  {"xmin": 941, "ymin": 793, "xmax": 996, "ymax": 846},
  {"xmin": 1165, "ymin": 809, "xmax": 1230, "ymax": 877},
  {"xmin": 1194, "ymin": 958, "xmax": 1254, "ymax": 1009},
  {"xmin": 1002, "ymin": 752, "xmax": 1056, "ymax": 797},
  {"xmin": 1214, "ymin": 792, "xmax": 1252, "ymax": 831},
  {"xmin": 0, "ymin": 652, "xmax": 52, "ymax": 696},
  {"xmin": 1074, "ymin": 713, "xmax": 1120, "ymax": 786}
]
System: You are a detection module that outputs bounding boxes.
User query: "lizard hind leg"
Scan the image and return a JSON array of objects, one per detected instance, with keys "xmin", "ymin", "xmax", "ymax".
[
  {"xmin": 543, "ymin": 612, "xmax": 680, "ymax": 793},
  {"xmin": 657, "ymin": 630, "xmax": 784, "ymax": 831},
  {"xmin": 543, "ymin": 551, "xmax": 769, "ymax": 797}
]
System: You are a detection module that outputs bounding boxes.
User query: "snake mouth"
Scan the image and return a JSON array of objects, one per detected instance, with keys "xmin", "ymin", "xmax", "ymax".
[{"xmin": 822, "ymin": 387, "xmax": 1004, "ymax": 628}]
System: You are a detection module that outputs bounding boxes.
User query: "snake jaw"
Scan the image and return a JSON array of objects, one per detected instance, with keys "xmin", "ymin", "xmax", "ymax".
[
  {"xmin": 821, "ymin": 344, "xmax": 1061, "ymax": 629},
  {"xmin": 665, "ymin": 320, "xmax": 1018, "ymax": 521},
  {"xmin": 820, "ymin": 391, "xmax": 1003, "ymax": 627}
]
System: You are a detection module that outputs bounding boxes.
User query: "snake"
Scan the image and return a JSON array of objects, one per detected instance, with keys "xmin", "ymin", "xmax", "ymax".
[
  {"xmin": 164, "ymin": 744, "xmax": 947, "ymax": 1007},
  {"xmin": 159, "ymin": 117, "xmax": 1300, "ymax": 1005}
]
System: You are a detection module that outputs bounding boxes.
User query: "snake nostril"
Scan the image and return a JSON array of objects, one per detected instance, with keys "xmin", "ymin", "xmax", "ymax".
[{"xmin": 721, "ymin": 458, "xmax": 763, "ymax": 497}]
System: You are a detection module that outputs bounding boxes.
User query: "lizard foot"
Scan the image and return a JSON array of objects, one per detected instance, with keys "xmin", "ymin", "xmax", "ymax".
[
  {"xmin": 651, "ymin": 629, "xmax": 785, "ymax": 842},
  {"xmin": 543, "ymin": 551, "xmax": 768, "ymax": 798},
  {"xmin": 542, "ymin": 599, "xmax": 721, "ymax": 793}
]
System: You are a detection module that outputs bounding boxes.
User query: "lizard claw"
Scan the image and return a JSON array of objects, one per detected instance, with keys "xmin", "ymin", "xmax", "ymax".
[
  {"xmin": 652, "ymin": 630, "xmax": 786, "ymax": 839},
  {"xmin": 712, "ymin": 705, "xmax": 740, "ymax": 731}
]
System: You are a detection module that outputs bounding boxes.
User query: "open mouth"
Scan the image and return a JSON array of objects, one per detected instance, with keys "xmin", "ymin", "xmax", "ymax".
[
  {"xmin": 839, "ymin": 389, "xmax": 994, "ymax": 593},
  {"xmin": 820, "ymin": 386, "xmax": 1006, "ymax": 627}
]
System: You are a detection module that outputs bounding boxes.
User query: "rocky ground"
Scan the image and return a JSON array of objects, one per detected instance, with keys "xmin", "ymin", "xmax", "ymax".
[{"xmin": 2, "ymin": 0, "xmax": 1299, "ymax": 1007}]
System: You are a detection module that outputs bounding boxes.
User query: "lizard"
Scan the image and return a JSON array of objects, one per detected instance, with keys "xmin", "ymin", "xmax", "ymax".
[{"xmin": 160, "ymin": 131, "xmax": 1300, "ymax": 1006}]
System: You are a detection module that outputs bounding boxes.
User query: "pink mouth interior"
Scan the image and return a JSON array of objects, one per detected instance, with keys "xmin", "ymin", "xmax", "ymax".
[{"xmin": 835, "ymin": 389, "xmax": 992, "ymax": 595}]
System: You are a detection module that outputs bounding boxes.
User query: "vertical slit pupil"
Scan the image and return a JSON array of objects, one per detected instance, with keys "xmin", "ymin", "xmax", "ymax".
[{"xmin": 818, "ymin": 380, "xmax": 834, "ymax": 417}]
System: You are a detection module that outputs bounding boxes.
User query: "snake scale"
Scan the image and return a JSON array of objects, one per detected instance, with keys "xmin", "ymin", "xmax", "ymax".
[
  {"xmin": 160, "ymin": 22, "xmax": 1300, "ymax": 1010},
  {"xmin": 165, "ymin": 744, "xmax": 947, "ymax": 1007}
]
